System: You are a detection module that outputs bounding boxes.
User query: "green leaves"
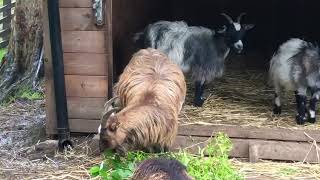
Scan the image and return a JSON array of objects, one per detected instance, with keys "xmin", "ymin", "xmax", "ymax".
[
  {"xmin": 111, "ymin": 169, "xmax": 132, "ymax": 180},
  {"xmin": 89, "ymin": 133, "xmax": 243, "ymax": 180},
  {"xmin": 89, "ymin": 166, "xmax": 100, "ymax": 177}
]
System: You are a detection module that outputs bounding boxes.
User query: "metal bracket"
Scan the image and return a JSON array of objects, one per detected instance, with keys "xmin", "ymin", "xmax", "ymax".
[{"xmin": 93, "ymin": 0, "xmax": 104, "ymax": 26}]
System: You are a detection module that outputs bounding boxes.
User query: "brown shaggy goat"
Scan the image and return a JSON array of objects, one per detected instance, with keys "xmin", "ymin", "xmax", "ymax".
[
  {"xmin": 99, "ymin": 48, "xmax": 186, "ymax": 154},
  {"xmin": 131, "ymin": 158, "xmax": 193, "ymax": 180}
]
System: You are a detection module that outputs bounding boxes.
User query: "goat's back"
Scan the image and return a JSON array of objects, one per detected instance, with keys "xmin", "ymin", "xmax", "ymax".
[{"xmin": 114, "ymin": 48, "xmax": 186, "ymax": 114}]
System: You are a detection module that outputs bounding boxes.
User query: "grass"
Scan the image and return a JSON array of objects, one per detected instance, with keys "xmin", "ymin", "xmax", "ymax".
[
  {"xmin": 0, "ymin": 48, "xmax": 7, "ymax": 64},
  {"xmin": 2, "ymin": 86, "xmax": 44, "ymax": 105},
  {"xmin": 89, "ymin": 132, "xmax": 243, "ymax": 180}
]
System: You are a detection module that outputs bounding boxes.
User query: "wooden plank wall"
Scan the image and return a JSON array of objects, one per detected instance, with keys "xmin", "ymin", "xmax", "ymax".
[
  {"xmin": 46, "ymin": 0, "xmax": 172, "ymax": 134},
  {"xmin": 60, "ymin": 0, "xmax": 108, "ymax": 133},
  {"xmin": 46, "ymin": 0, "xmax": 108, "ymax": 134}
]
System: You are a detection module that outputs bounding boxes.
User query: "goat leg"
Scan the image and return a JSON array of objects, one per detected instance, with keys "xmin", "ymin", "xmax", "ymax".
[
  {"xmin": 273, "ymin": 92, "xmax": 281, "ymax": 114},
  {"xmin": 308, "ymin": 89, "xmax": 319, "ymax": 123},
  {"xmin": 194, "ymin": 81, "xmax": 205, "ymax": 107},
  {"xmin": 295, "ymin": 91, "xmax": 307, "ymax": 125}
]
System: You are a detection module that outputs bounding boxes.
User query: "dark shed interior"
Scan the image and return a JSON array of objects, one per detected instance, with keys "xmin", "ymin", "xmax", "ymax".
[{"xmin": 112, "ymin": 0, "xmax": 320, "ymax": 80}]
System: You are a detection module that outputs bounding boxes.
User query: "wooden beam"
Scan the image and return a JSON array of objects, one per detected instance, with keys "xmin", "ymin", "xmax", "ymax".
[
  {"xmin": 63, "ymin": 53, "xmax": 108, "ymax": 76},
  {"xmin": 0, "ymin": 39, "xmax": 9, "ymax": 48},
  {"xmin": 60, "ymin": 8, "xmax": 106, "ymax": 31},
  {"xmin": 0, "ymin": 15, "xmax": 11, "ymax": 24},
  {"xmin": 173, "ymin": 135, "xmax": 320, "ymax": 163},
  {"xmin": 67, "ymin": 97, "xmax": 106, "ymax": 119},
  {"xmin": 61, "ymin": 31, "xmax": 106, "ymax": 53},
  {"xmin": 178, "ymin": 124, "xmax": 320, "ymax": 142},
  {"xmin": 0, "ymin": 1, "xmax": 15, "ymax": 13},
  {"xmin": 105, "ymin": 0, "xmax": 113, "ymax": 99},
  {"xmin": 69, "ymin": 118, "xmax": 100, "ymax": 133},
  {"xmin": 59, "ymin": 0, "xmax": 92, "ymax": 8},
  {"xmin": 43, "ymin": 0, "xmax": 57, "ymax": 136},
  {"xmin": 65, "ymin": 75, "xmax": 108, "ymax": 98}
]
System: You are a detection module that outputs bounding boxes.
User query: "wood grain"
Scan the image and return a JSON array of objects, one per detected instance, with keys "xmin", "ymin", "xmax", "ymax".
[
  {"xmin": 178, "ymin": 124, "xmax": 320, "ymax": 142},
  {"xmin": 60, "ymin": 8, "xmax": 105, "ymax": 31},
  {"xmin": 65, "ymin": 75, "xmax": 108, "ymax": 97},
  {"xmin": 62, "ymin": 31, "xmax": 106, "ymax": 53},
  {"xmin": 69, "ymin": 118, "xmax": 100, "ymax": 133},
  {"xmin": 59, "ymin": 0, "xmax": 91, "ymax": 8},
  {"xmin": 105, "ymin": 0, "xmax": 113, "ymax": 99},
  {"xmin": 173, "ymin": 136, "xmax": 320, "ymax": 163},
  {"xmin": 67, "ymin": 97, "xmax": 107, "ymax": 119},
  {"xmin": 43, "ymin": 0, "xmax": 57, "ymax": 135},
  {"xmin": 63, "ymin": 53, "xmax": 108, "ymax": 76}
]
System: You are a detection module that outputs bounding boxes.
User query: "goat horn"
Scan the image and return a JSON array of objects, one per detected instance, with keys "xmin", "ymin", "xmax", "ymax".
[
  {"xmin": 103, "ymin": 96, "xmax": 119, "ymax": 110},
  {"xmin": 101, "ymin": 107, "xmax": 121, "ymax": 127},
  {"xmin": 237, "ymin": 13, "xmax": 246, "ymax": 23},
  {"xmin": 221, "ymin": 13, "xmax": 233, "ymax": 24}
]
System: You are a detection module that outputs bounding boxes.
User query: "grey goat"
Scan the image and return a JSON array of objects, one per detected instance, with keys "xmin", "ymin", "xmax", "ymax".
[
  {"xmin": 133, "ymin": 13, "xmax": 254, "ymax": 107},
  {"xmin": 269, "ymin": 38, "xmax": 320, "ymax": 124}
]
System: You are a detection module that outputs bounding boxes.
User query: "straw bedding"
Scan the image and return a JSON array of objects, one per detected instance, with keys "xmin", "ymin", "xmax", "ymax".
[
  {"xmin": 232, "ymin": 158, "xmax": 320, "ymax": 180},
  {"xmin": 1, "ymin": 74, "xmax": 320, "ymax": 179},
  {"xmin": 179, "ymin": 69, "xmax": 320, "ymax": 130}
]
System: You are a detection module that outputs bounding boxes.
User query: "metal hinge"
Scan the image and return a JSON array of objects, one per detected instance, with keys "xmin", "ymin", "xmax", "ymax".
[{"xmin": 92, "ymin": 0, "xmax": 104, "ymax": 26}]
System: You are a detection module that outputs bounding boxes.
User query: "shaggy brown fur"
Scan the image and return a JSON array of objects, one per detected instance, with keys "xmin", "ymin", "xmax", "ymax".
[
  {"xmin": 131, "ymin": 158, "xmax": 193, "ymax": 180},
  {"xmin": 99, "ymin": 48, "xmax": 186, "ymax": 154}
]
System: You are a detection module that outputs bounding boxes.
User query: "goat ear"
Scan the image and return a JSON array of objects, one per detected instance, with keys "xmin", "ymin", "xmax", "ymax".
[
  {"xmin": 243, "ymin": 24, "xmax": 255, "ymax": 31},
  {"xmin": 108, "ymin": 117, "xmax": 120, "ymax": 132},
  {"xmin": 217, "ymin": 25, "xmax": 227, "ymax": 34}
]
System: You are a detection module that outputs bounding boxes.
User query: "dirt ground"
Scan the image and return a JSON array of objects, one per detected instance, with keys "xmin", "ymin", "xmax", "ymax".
[{"xmin": 1, "ymin": 99, "xmax": 320, "ymax": 180}]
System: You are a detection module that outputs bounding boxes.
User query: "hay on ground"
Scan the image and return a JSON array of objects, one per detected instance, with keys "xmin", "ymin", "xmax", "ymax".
[{"xmin": 179, "ymin": 69, "xmax": 320, "ymax": 130}]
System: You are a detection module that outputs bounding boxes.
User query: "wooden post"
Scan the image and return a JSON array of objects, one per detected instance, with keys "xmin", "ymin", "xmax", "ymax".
[
  {"xmin": 2, "ymin": 0, "xmax": 11, "ymax": 29},
  {"xmin": 105, "ymin": 0, "xmax": 113, "ymax": 99},
  {"xmin": 0, "ymin": 0, "xmax": 12, "ymax": 48},
  {"xmin": 43, "ymin": 0, "xmax": 57, "ymax": 136},
  {"xmin": 249, "ymin": 142, "xmax": 260, "ymax": 163}
]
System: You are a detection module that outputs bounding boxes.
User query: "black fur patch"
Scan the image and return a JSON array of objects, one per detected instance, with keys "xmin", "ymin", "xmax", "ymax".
[{"xmin": 133, "ymin": 158, "xmax": 191, "ymax": 180}]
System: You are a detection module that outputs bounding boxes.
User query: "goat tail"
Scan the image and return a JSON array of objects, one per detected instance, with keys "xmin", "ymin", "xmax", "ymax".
[{"xmin": 267, "ymin": 52, "xmax": 277, "ymax": 87}]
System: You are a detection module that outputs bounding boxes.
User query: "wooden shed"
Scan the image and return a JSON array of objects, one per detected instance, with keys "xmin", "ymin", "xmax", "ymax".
[{"xmin": 44, "ymin": 0, "xmax": 320, "ymax": 162}]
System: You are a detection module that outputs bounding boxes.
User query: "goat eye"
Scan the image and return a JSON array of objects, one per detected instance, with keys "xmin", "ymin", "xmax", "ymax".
[{"xmin": 109, "ymin": 124, "xmax": 118, "ymax": 132}]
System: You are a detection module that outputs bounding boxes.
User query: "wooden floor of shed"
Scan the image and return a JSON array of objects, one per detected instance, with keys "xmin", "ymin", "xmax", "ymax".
[
  {"xmin": 174, "ymin": 67, "xmax": 320, "ymax": 163},
  {"xmin": 179, "ymin": 68, "xmax": 320, "ymax": 130}
]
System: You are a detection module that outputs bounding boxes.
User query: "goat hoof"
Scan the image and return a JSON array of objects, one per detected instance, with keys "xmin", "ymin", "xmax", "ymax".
[
  {"xmin": 194, "ymin": 98, "xmax": 204, "ymax": 107},
  {"xmin": 273, "ymin": 106, "xmax": 281, "ymax": 115},
  {"xmin": 295, "ymin": 115, "xmax": 306, "ymax": 125},
  {"xmin": 307, "ymin": 112, "xmax": 316, "ymax": 123},
  {"xmin": 308, "ymin": 118, "xmax": 316, "ymax": 123},
  {"xmin": 307, "ymin": 114, "xmax": 316, "ymax": 123}
]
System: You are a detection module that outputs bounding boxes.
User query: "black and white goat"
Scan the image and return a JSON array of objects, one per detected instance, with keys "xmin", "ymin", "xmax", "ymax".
[
  {"xmin": 133, "ymin": 13, "xmax": 254, "ymax": 107},
  {"xmin": 269, "ymin": 38, "xmax": 320, "ymax": 125}
]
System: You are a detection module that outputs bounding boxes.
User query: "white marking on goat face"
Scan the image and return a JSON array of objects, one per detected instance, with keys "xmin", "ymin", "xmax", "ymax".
[
  {"xmin": 98, "ymin": 124, "xmax": 101, "ymax": 134},
  {"xmin": 233, "ymin": 23, "xmax": 241, "ymax": 31},
  {"xmin": 310, "ymin": 110, "xmax": 316, "ymax": 118},
  {"xmin": 234, "ymin": 40, "xmax": 243, "ymax": 52}
]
